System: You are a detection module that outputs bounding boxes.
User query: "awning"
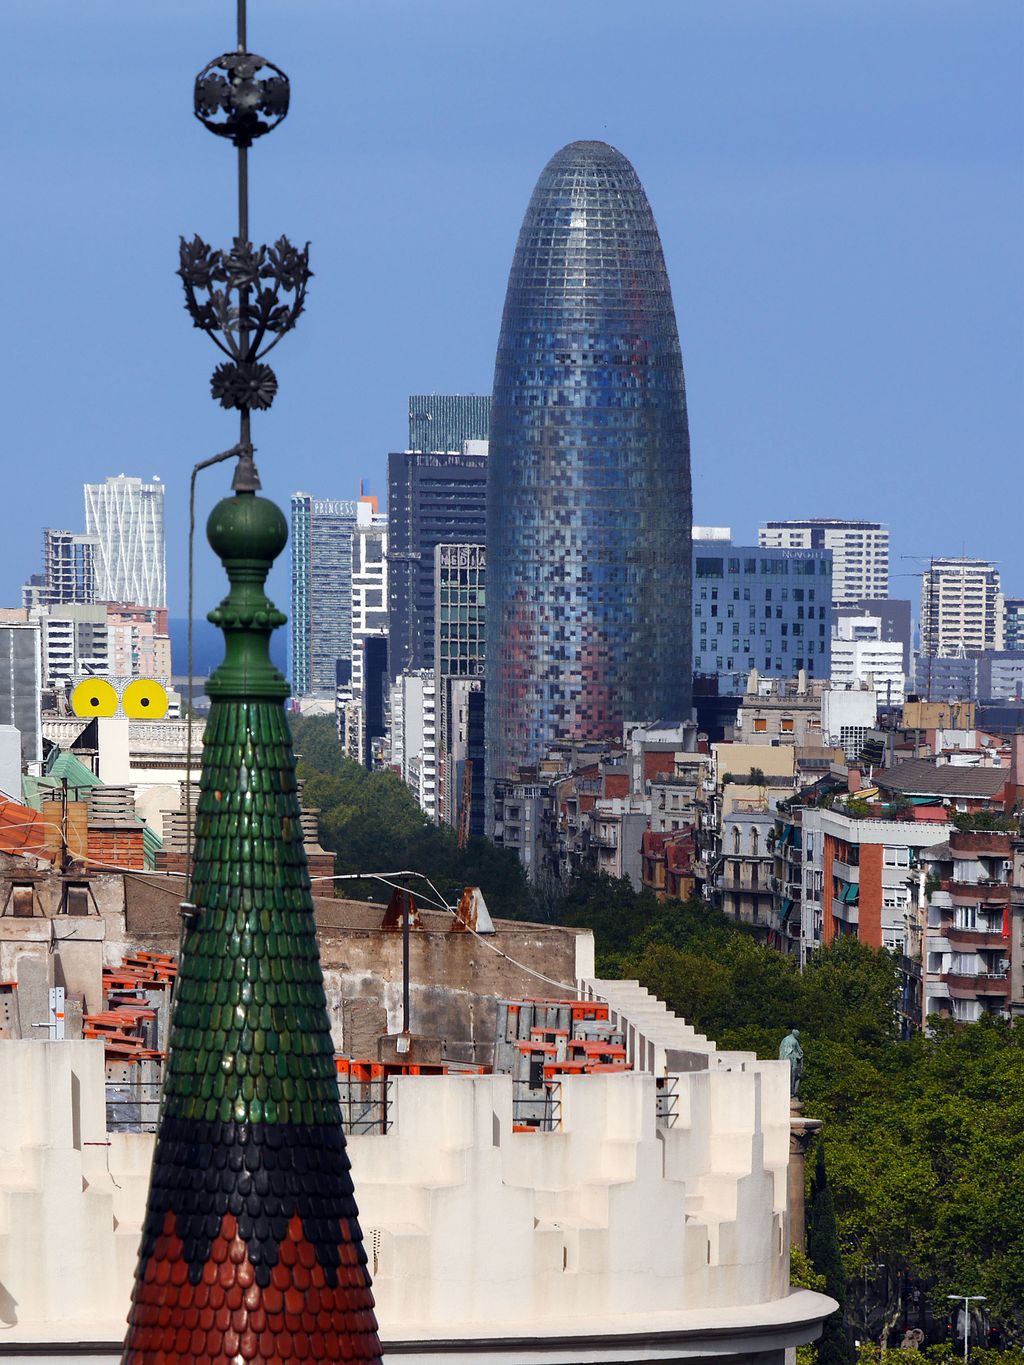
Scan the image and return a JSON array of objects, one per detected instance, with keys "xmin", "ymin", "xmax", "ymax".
[{"xmin": 780, "ymin": 898, "xmax": 795, "ymax": 922}]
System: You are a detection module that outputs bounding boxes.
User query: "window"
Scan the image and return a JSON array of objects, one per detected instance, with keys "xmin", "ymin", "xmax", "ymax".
[
  {"xmin": 953, "ymin": 905, "xmax": 977, "ymax": 930},
  {"xmin": 696, "ymin": 557, "xmax": 724, "ymax": 578},
  {"xmin": 753, "ymin": 717, "xmax": 768, "ymax": 733},
  {"xmin": 780, "ymin": 717, "xmax": 794, "ymax": 733},
  {"xmin": 884, "ymin": 847, "xmax": 910, "ymax": 868}
]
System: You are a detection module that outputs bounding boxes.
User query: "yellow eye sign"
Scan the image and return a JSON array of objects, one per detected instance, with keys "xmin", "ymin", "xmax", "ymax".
[
  {"xmin": 122, "ymin": 679, "xmax": 170, "ymax": 719},
  {"xmin": 70, "ymin": 678, "xmax": 170, "ymax": 719},
  {"xmin": 70, "ymin": 679, "xmax": 119, "ymax": 718}
]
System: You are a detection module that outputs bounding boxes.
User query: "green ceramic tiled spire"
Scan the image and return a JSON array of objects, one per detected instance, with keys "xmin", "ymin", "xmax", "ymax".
[{"xmin": 123, "ymin": 488, "xmax": 382, "ymax": 1364}]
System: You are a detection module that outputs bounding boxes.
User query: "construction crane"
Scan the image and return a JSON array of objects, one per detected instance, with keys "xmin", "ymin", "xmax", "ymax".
[{"xmin": 456, "ymin": 759, "xmax": 473, "ymax": 849}]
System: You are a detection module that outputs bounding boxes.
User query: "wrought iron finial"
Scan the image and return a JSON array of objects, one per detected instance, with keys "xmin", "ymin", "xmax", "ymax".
[
  {"xmin": 194, "ymin": 51, "xmax": 290, "ymax": 147},
  {"xmin": 178, "ymin": 234, "xmax": 312, "ymax": 411}
]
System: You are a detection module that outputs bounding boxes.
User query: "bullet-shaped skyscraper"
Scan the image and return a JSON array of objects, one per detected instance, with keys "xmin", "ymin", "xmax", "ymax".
[{"xmin": 486, "ymin": 141, "xmax": 693, "ymax": 789}]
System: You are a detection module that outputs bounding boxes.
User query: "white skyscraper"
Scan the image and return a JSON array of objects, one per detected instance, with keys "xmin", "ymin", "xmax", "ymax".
[
  {"xmin": 758, "ymin": 520, "xmax": 889, "ymax": 604},
  {"xmin": 84, "ymin": 475, "xmax": 166, "ymax": 608}
]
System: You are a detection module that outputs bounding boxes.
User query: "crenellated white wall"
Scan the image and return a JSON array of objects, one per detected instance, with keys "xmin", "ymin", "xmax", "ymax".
[{"xmin": 0, "ymin": 1036, "xmax": 830, "ymax": 1361}]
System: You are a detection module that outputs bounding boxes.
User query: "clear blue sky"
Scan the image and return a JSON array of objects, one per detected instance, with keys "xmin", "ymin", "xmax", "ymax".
[{"xmin": 7, "ymin": 0, "xmax": 1023, "ymax": 619}]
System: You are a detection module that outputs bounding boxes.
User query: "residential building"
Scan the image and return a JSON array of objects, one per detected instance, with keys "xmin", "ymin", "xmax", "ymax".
[
  {"xmin": 919, "ymin": 556, "xmax": 1003, "ymax": 657},
  {"xmin": 434, "ymin": 543, "xmax": 486, "ymax": 831},
  {"xmin": 1003, "ymin": 597, "xmax": 1024, "ymax": 652},
  {"xmin": 834, "ymin": 598, "xmax": 912, "ymax": 675},
  {"xmin": 736, "ymin": 676, "xmax": 827, "ymax": 747},
  {"xmin": 794, "ymin": 804, "xmax": 951, "ymax": 959},
  {"xmin": 105, "ymin": 604, "xmax": 171, "ymax": 682},
  {"xmin": 719, "ymin": 784, "xmax": 782, "ymax": 934},
  {"xmin": 22, "ymin": 529, "xmax": 98, "ymax": 609},
  {"xmin": 831, "ymin": 614, "xmax": 905, "ymax": 705},
  {"xmin": 350, "ymin": 500, "xmax": 388, "ymax": 699},
  {"xmin": 487, "ymin": 141, "xmax": 693, "ymax": 804},
  {"xmin": 289, "ymin": 493, "xmax": 360, "ymax": 697},
  {"xmin": 407, "ymin": 393, "xmax": 490, "ymax": 454},
  {"xmin": 0, "ymin": 621, "xmax": 42, "ymax": 766},
  {"xmin": 34, "ymin": 605, "xmax": 110, "ymax": 688},
  {"xmin": 693, "ymin": 538, "xmax": 833, "ymax": 692},
  {"xmin": 922, "ymin": 829, "xmax": 1014, "ymax": 1023},
  {"xmin": 387, "ymin": 446, "xmax": 487, "ymax": 680},
  {"xmin": 758, "ymin": 520, "xmax": 888, "ymax": 605},
  {"xmin": 84, "ymin": 475, "xmax": 166, "ymax": 608},
  {"xmin": 391, "ymin": 670, "xmax": 437, "ymax": 819}
]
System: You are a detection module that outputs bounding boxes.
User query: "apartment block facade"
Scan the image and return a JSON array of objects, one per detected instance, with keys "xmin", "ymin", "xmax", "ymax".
[{"xmin": 758, "ymin": 519, "xmax": 888, "ymax": 604}]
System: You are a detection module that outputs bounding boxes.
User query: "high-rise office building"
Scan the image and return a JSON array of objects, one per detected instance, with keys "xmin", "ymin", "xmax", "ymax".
[
  {"xmin": 387, "ymin": 446, "xmax": 488, "ymax": 679},
  {"xmin": 350, "ymin": 503, "xmax": 388, "ymax": 699},
  {"xmin": 22, "ymin": 529, "xmax": 98, "ymax": 610},
  {"xmin": 289, "ymin": 494, "xmax": 360, "ymax": 697},
  {"xmin": 758, "ymin": 520, "xmax": 889, "ymax": 605},
  {"xmin": 919, "ymin": 557, "xmax": 1003, "ymax": 658},
  {"xmin": 408, "ymin": 395, "xmax": 490, "ymax": 454},
  {"xmin": 486, "ymin": 141, "xmax": 692, "ymax": 788},
  {"xmin": 692, "ymin": 537, "xmax": 832, "ymax": 693},
  {"xmin": 434, "ymin": 543, "xmax": 486, "ymax": 832},
  {"xmin": 84, "ymin": 475, "xmax": 166, "ymax": 607}
]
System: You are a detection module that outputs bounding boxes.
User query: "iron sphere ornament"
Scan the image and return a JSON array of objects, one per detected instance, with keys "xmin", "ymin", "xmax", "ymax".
[{"xmin": 194, "ymin": 51, "xmax": 289, "ymax": 147}]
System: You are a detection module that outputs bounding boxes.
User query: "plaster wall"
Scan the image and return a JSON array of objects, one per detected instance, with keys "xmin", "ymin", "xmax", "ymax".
[{"xmin": 0, "ymin": 1041, "xmax": 827, "ymax": 1356}]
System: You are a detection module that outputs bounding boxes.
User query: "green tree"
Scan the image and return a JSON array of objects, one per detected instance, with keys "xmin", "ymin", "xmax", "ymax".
[{"xmin": 808, "ymin": 1142, "xmax": 851, "ymax": 1365}]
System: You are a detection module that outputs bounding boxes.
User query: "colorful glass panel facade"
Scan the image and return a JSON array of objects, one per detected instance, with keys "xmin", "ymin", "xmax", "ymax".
[{"xmin": 486, "ymin": 141, "xmax": 692, "ymax": 785}]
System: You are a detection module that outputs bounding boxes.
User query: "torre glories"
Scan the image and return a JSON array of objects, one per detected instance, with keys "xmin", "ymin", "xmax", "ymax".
[{"xmin": 486, "ymin": 141, "xmax": 693, "ymax": 795}]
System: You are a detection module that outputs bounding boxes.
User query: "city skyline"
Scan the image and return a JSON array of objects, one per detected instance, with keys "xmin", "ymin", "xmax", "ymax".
[{"xmin": 5, "ymin": 2, "xmax": 1021, "ymax": 618}]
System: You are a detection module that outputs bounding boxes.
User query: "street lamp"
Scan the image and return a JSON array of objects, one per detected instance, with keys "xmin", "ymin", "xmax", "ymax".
[{"xmin": 948, "ymin": 1294, "xmax": 987, "ymax": 1364}]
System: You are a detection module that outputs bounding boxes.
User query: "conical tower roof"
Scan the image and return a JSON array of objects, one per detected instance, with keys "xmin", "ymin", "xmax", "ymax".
[{"xmin": 123, "ymin": 489, "xmax": 381, "ymax": 1363}]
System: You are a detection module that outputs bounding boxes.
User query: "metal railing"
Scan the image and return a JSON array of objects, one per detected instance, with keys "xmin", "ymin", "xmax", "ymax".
[
  {"xmin": 656, "ymin": 1075, "xmax": 679, "ymax": 1129},
  {"xmin": 512, "ymin": 1079, "xmax": 562, "ymax": 1132},
  {"xmin": 105, "ymin": 1075, "xmax": 396, "ymax": 1135}
]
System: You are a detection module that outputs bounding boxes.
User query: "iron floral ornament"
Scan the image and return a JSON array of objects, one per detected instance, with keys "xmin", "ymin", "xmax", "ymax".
[{"xmin": 178, "ymin": 235, "xmax": 312, "ymax": 411}]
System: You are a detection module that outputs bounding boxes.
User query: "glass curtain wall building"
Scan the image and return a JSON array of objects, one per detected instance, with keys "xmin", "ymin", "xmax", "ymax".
[
  {"xmin": 434, "ymin": 543, "xmax": 486, "ymax": 831},
  {"xmin": 387, "ymin": 449, "xmax": 488, "ymax": 679},
  {"xmin": 84, "ymin": 475, "xmax": 166, "ymax": 608},
  {"xmin": 486, "ymin": 141, "xmax": 692, "ymax": 789},
  {"xmin": 408, "ymin": 395, "xmax": 491, "ymax": 454},
  {"xmin": 692, "ymin": 539, "xmax": 833, "ymax": 695},
  {"xmin": 289, "ymin": 493, "xmax": 359, "ymax": 697}
]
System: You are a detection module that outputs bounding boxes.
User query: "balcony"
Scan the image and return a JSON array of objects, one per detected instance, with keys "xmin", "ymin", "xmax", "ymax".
[
  {"xmin": 944, "ymin": 880, "xmax": 1011, "ymax": 903},
  {"xmin": 942, "ymin": 972, "xmax": 1009, "ymax": 998},
  {"xmin": 946, "ymin": 925, "xmax": 1006, "ymax": 947}
]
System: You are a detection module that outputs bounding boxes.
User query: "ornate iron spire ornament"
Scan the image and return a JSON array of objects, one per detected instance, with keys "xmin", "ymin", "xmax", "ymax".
[{"xmin": 122, "ymin": 4, "xmax": 382, "ymax": 1361}]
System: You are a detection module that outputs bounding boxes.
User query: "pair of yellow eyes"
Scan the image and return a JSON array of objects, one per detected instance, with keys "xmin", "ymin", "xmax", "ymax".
[{"xmin": 70, "ymin": 678, "xmax": 170, "ymax": 719}]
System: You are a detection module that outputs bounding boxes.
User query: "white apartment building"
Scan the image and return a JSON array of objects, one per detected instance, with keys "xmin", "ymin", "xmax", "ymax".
[
  {"xmin": 820, "ymin": 682, "xmax": 878, "ymax": 759},
  {"xmin": 758, "ymin": 519, "xmax": 889, "ymax": 604},
  {"xmin": 33, "ymin": 605, "xmax": 110, "ymax": 688},
  {"xmin": 350, "ymin": 502, "xmax": 388, "ymax": 697},
  {"xmin": 831, "ymin": 614, "xmax": 905, "ymax": 705},
  {"xmin": 392, "ymin": 669, "xmax": 437, "ymax": 820},
  {"xmin": 84, "ymin": 475, "xmax": 167, "ymax": 608},
  {"xmin": 919, "ymin": 557, "xmax": 1004, "ymax": 657}
]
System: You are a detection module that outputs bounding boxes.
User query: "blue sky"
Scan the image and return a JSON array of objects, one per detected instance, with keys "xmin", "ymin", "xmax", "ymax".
[{"xmin": 6, "ymin": 1, "xmax": 1023, "ymax": 618}]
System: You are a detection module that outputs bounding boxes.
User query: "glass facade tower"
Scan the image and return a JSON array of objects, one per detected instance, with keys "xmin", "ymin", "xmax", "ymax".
[
  {"xmin": 486, "ymin": 141, "xmax": 692, "ymax": 786},
  {"xmin": 289, "ymin": 493, "xmax": 359, "ymax": 697}
]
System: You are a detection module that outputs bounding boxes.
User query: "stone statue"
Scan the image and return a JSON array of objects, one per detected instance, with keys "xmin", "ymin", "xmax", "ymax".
[
  {"xmin": 779, "ymin": 1028, "xmax": 804, "ymax": 1097},
  {"xmin": 900, "ymin": 1328, "xmax": 925, "ymax": 1351}
]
